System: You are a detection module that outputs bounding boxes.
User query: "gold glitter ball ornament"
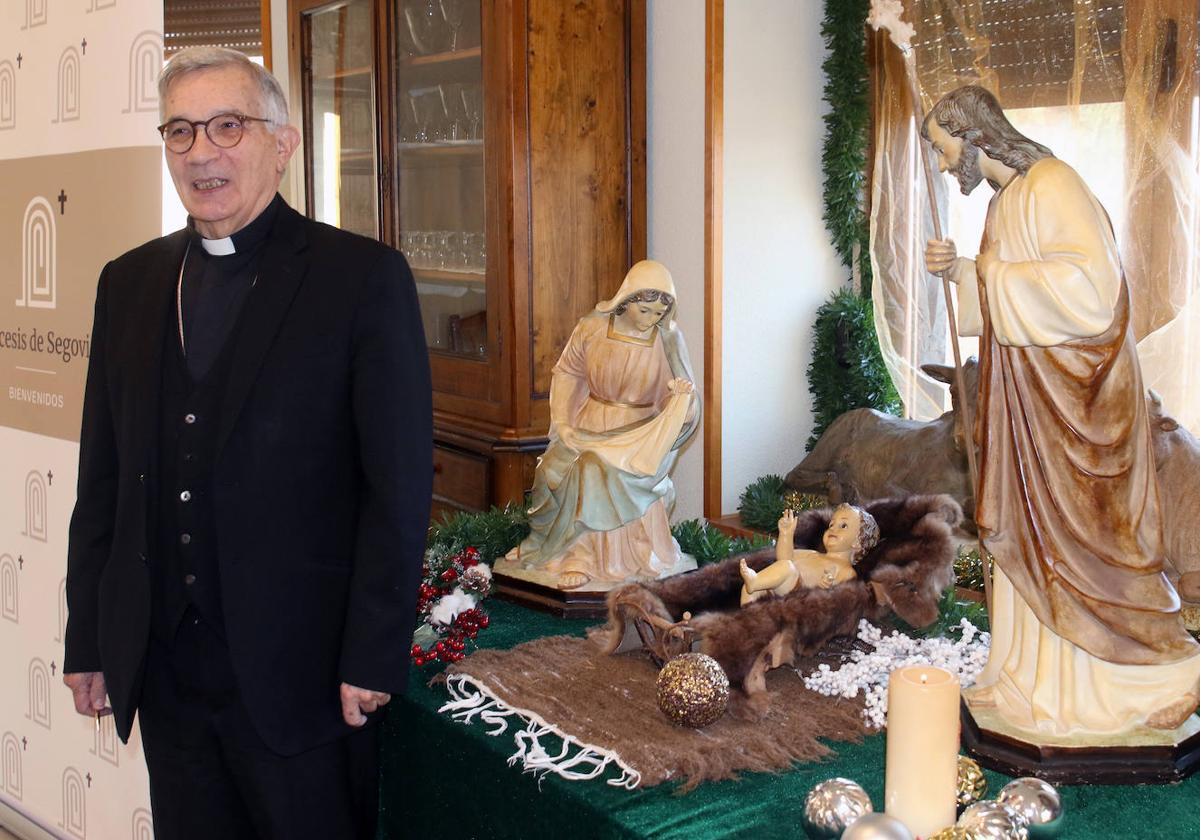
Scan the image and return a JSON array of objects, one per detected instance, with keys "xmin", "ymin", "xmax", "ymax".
[
  {"xmin": 929, "ymin": 828, "xmax": 972, "ymax": 840},
  {"xmin": 957, "ymin": 755, "xmax": 988, "ymax": 810},
  {"xmin": 656, "ymin": 653, "xmax": 730, "ymax": 728}
]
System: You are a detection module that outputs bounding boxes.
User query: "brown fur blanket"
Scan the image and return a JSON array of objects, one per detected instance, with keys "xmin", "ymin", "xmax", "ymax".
[{"xmin": 595, "ymin": 495, "xmax": 961, "ymax": 714}]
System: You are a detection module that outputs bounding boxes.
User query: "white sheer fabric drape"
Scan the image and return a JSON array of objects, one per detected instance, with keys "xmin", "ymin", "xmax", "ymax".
[{"xmin": 870, "ymin": 0, "xmax": 1200, "ymax": 431}]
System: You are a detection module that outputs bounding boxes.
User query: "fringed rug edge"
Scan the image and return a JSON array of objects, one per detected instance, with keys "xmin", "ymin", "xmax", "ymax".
[{"xmin": 437, "ymin": 672, "xmax": 644, "ymax": 790}]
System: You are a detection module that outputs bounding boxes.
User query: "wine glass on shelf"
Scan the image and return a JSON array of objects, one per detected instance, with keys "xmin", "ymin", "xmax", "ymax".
[
  {"xmin": 410, "ymin": 92, "xmax": 429, "ymax": 144},
  {"xmin": 456, "ymin": 231, "xmax": 471, "ymax": 271},
  {"xmin": 421, "ymin": 231, "xmax": 438, "ymax": 270},
  {"xmin": 463, "ymin": 232, "xmax": 486, "ymax": 274},
  {"xmin": 419, "ymin": 90, "xmax": 447, "ymax": 143},
  {"xmin": 398, "ymin": 92, "xmax": 417, "ymax": 144},
  {"xmin": 440, "ymin": 0, "xmax": 466, "ymax": 52},
  {"xmin": 460, "ymin": 84, "xmax": 483, "ymax": 141},
  {"xmin": 439, "ymin": 83, "xmax": 466, "ymax": 142},
  {"xmin": 400, "ymin": 231, "xmax": 414, "ymax": 266},
  {"xmin": 404, "ymin": 0, "xmax": 448, "ymax": 55},
  {"xmin": 439, "ymin": 232, "xmax": 459, "ymax": 270}
]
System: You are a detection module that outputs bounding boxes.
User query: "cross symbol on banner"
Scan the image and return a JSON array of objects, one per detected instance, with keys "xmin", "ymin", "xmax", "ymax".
[
  {"xmin": 81, "ymin": 38, "xmax": 88, "ymax": 55},
  {"xmin": 47, "ymin": 469, "xmax": 54, "ymax": 484},
  {"xmin": 56, "ymin": 192, "xmax": 66, "ymax": 214},
  {"xmin": 21, "ymin": 737, "xmax": 27, "ymax": 750},
  {"xmin": 15, "ymin": 53, "xmax": 22, "ymax": 68},
  {"xmin": 17, "ymin": 555, "xmax": 23, "ymax": 570},
  {"xmin": 50, "ymin": 661, "xmax": 57, "ymax": 676},
  {"xmin": 86, "ymin": 773, "xmax": 92, "ymax": 787}
]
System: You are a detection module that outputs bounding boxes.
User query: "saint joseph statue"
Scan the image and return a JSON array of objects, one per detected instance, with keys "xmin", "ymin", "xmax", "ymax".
[{"xmin": 923, "ymin": 86, "xmax": 1200, "ymax": 737}]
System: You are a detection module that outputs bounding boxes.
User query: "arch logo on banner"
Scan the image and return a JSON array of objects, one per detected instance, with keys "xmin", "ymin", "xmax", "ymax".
[{"xmin": 2, "ymin": 0, "xmax": 162, "ymax": 836}]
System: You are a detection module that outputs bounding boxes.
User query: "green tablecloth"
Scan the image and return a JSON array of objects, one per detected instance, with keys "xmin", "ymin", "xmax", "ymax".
[{"xmin": 379, "ymin": 600, "xmax": 1199, "ymax": 839}]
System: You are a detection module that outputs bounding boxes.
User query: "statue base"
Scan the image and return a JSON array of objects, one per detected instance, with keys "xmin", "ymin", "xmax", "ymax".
[
  {"xmin": 493, "ymin": 553, "xmax": 698, "ymax": 619},
  {"xmin": 961, "ymin": 699, "xmax": 1200, "ymax": 785},
  {"xmin": 492, "ymin": 571, "xmax": 611, "ymax": 618}
]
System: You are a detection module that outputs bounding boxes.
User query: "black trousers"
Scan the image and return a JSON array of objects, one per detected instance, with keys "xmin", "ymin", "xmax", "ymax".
[{"xmin": 138, "ymin": 609, "xmax": 380, "ymax": 840}]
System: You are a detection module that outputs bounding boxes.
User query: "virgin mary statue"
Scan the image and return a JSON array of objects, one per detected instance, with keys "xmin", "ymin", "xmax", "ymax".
[{"xmin": 495, "ymin": 260, "xmax": 700, "ymax": 591}]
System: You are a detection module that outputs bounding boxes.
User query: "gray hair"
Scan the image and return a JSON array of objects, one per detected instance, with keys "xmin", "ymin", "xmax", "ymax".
[
  {"xmin": 158, "ymin": 46, "xmax": 289, "ymax": 129},
  {"xmin": 922, "ymin": 85, "xmax": 1053, "ymax": 175}
]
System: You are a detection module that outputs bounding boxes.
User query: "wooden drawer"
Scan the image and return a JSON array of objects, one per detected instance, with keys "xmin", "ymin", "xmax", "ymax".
[{"xmin": 432, "ymin": 445, "xmax": 490, "ymax": 513}]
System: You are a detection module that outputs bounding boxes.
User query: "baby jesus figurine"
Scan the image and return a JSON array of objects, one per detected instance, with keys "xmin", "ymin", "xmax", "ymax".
[{"xmin": 740, "ymin": 504, "xmax": 880, "ymax": 606}]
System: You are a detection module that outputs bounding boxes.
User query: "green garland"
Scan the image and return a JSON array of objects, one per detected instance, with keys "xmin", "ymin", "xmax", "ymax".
[
  {"xmin": 821, "ymin": 0, "xmax": 872, "ymax": 294},
  {"xmin": 427, "ymin": 504, "xmax": 530, "ymax": 563},
  {"xmin": 672, "ymin": 519, "xmax": 772, "ymax": 567},
  {"xmin": 953, "ymin": 544, "xmax": 990, "ymax": 593},
  {"xmin": 736, "ymin": 475, "xmax": 828, "ymax": 533},
  {"xmin": 806, "ymin": 288, "xmax": 901, "ymax": 449},
  {"xmin": 425, "ymin": 504, "xmax": 770, "ymax": 569},
  {"xmin": 737, "ymin": 474, "xmax": 789, "ymax": 533},
  {"xmin": 804, "ymin": 0, "xmax": 902, "ymax": 452},
  {"xmin": 895, "ymin": 586, "xmax": 990, "ymax": 637}
]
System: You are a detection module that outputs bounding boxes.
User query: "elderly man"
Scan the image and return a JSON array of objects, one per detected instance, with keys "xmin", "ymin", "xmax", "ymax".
[
  {"xmin": 923, "ymin": 85, "xmax": 1200, "ymax": 737},
  {"xmin": 61, "ymin": 46, "xmax": 431, "ymax": 837}
]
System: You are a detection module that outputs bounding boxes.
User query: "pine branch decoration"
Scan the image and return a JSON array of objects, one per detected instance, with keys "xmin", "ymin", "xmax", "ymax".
[
  {"xmin": 806, "ymin": 288, "xmax": 901, "ymax": 450},
  {"xmin": 821, "ymin": 0, "xmax": 872, "ymax": 295}
]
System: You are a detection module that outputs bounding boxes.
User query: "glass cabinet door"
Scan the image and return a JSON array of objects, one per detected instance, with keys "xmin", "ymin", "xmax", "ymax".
[
  {"xmin": 394, "ymin": 0, "xmax": 487, "ymax": 358},
  {"xmin": 300, "ymin": 0, "xmax": 379, "ymax": 238}
]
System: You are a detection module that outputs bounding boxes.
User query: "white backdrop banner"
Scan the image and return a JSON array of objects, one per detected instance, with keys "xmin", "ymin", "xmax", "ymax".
[{"xmin": 1, "ymin": 1, "xmax": 162, "ymax": 837}]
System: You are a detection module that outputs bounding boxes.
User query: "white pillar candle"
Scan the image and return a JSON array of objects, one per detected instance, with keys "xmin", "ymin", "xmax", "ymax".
[{"xmin": 884, "ymin": 665, "xmax": 960, "ymax": 838}]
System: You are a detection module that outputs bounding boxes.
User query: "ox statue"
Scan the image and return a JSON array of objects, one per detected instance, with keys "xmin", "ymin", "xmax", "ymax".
[
  {"xmin": 1148, "ymin": 392, "xmax": 1200, "ymax": 602},
  {"xmin": 786, "ymin": 360, "xmax": 978, "ymax": 524}
]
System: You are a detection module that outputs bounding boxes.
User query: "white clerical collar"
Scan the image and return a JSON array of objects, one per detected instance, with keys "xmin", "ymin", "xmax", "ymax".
[{"xmin": 200, "ymin": 236, "xmax": 236, "ymax": 256}]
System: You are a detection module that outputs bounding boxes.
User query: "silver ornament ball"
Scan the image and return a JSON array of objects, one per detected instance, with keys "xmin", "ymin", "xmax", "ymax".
[
  {"xmin": 801, "ymin": 777, "xmax": 872, "ymax": 839},
  {"xmin": 958, "ymin": 800, "xmax": 1029, "ymax": 840},
  {"xmin": 841, "ymin": 812, "xmax": 915, "ymax": 840},
  {"xmin": 997, "ymin": 778, "xmax": 1064, "ymax": 839}
]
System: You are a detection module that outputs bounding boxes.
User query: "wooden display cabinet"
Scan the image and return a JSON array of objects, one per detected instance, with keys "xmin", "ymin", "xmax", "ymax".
[{"xmin": 289, "ymin": 0, "xmax": 646, "ymax": 521}]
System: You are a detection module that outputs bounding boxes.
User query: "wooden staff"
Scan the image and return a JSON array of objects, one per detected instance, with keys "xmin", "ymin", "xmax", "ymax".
[{"xmin": 872, "ymin": 14, "xmax": 991, "ymax": 611}]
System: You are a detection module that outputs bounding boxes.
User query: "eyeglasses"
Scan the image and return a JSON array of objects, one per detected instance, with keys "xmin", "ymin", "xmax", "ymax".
[{"xmin": 157, "ymin": 113, "xmax": 272, "ymax": 154}]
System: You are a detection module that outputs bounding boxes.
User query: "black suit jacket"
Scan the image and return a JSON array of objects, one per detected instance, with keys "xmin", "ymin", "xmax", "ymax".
[{"xmin": 63, "ymin": 203, "xmax": 433, "ymax": 755}]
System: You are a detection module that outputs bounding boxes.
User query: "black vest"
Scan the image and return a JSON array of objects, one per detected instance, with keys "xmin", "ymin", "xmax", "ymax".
[
  {"xmin": 150, "ymin": 199, "xmax": 277, "ymax": 643},
  {"xmin": 151, "ymin": 285, "xmax": 246, "ymax": 644}
]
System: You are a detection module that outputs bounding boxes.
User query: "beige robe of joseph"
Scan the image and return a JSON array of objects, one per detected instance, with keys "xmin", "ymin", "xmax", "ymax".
[{"xmin": 951, "ymin": 157, "xmax": 1200, "ymax": 736}]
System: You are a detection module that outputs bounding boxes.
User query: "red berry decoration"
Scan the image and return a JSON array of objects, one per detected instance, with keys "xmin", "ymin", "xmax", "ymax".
[{"xmin": 413, "ymin": 545, "xmax": 495, "ymax": 667}]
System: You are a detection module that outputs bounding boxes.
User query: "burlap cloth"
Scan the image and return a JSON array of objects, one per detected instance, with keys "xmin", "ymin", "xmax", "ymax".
[{"xmin": 439, "ymin": 634, "xmax": 866, "ymax": 792}]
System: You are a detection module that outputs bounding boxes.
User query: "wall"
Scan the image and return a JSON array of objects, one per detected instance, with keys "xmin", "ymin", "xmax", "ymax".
[
  {"xmin": 720, "ymin": 1, "xmax": 843, "ymax": 514},
  {"xmin": 0, "ymin": 4, "xmax": 162, "ymax": 839},
  {"xmin": 646, "ymin": 0, "xmax": 705, "ymax": 521}
]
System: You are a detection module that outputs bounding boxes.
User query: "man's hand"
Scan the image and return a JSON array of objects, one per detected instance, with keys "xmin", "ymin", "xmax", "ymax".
[
  {"xmin": 340, "ymin": 682, "xmax": 391, "ymax": 727},
  {"xmin": 64, "ymin": 671, "xmax": 111, "ymax": 717},
  {"xmin": 925, "ymin": 238, "xmax": 959, "ymax": 276}
]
